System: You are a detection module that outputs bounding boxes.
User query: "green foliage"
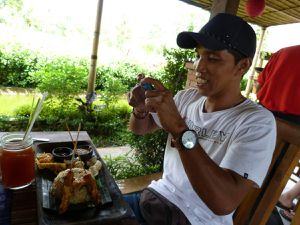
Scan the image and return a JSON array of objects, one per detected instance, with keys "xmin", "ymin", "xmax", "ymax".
[
  {"xmin": 103, "ymin": 154, "xmax": 160, "ymax": 180},
  {"xmin": 38, "ymin": 100, "xmax": 131, "ymax": 145},
  {"xmin": 13, "ymin": 104, "xmax": 32, "ymax": 117},
  {"xmin": 127, "ymin": 130, "xmax": 168, "ymax": 169},
  {"xmin": 99, "ymin": 77, "xmax": 127, "ymax": 107},
  {"xmin": 260, "ymin": 51, "xmax": 273, "ymax": 60},
  {"xmin": 96, "ymin": 61, "xmax": 159, "ymax": 91},
  {"xmin": 0, "ymin": 46, "xmax": 39, "ymax": 87},
  {"xmin": 30, "ymin": 56, "xmax": 89, "ymax": 104},
  {"xmin": 240, "ymin": 78, "xmax": 248, "ymax": 91},
  {"xmin": 0, "ymin": 115, "xmax": 28, "ymax": 132},
  {"xmin": 94, "ymin": 60, "xmax": 164, "ymax": 106},
  {"xmin": 161, "ymin": 47, "xmax": 195, "ymax": 94}
]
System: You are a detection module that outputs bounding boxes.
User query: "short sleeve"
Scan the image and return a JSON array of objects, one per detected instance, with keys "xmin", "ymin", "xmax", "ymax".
[{"xmin": 220, "ymin": 113, "xmax": 276, "ymax": 187}]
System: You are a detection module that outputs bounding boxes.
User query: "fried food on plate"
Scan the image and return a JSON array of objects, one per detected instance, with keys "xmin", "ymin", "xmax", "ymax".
[
  {"xmin": 89, "ymin": 160, "xmax": 102, "ymax": 177},
  {"xmin": 36, "ymin": 152, "xmax": 67, "ymax": 173},
  {"xmin": 36, "ymin": 160, "xmax": 67, "ymax": 174},
  {"xmin": 51, "ymin": 168, "xmax": 101, "ymax": 214},
  {"xmin": 36, "ymin": 153, "xmax": 53, "ymax": 163}
]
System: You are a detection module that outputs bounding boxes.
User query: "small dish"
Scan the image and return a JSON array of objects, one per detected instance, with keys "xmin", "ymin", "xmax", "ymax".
[
  {"xmin": 52, "ymin": 147, "xmax": 73, "ymax": 162},
  {"xmin": 75, "ymin": 145, "xmax": 93, "ymax": 162}
]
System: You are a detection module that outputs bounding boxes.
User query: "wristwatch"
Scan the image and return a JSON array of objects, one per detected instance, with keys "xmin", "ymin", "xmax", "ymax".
[{"xmin": 173, "ymin": 129, "xmax": 198, "ymax": 150}]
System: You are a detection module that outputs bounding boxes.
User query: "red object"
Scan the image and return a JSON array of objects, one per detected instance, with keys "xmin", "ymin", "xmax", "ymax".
[
  {"xmin": 245, "ymin": 0, "xmax": 265, "ymax": 17},
  {"xmin": 257, "ymin": 45, "xmax": 300, "ymax": 116},
  {"xmin": 0, "ymin": 146, "xmax": 35, "ymax": 188}
]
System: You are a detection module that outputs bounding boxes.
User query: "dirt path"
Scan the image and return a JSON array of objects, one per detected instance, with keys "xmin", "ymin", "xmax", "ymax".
[
  {"xmin": 96, "ymin": 145, "xmax": 132, "ymax": 158},
  {"xmin": 0, "ymin": 87, "xmax": 36, "ymax": 95}
]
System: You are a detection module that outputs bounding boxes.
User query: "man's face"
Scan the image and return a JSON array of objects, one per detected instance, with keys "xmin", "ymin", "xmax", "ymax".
[{"xmin": 194, "ymin": 47, "xmax": 242, "ymax": 98}]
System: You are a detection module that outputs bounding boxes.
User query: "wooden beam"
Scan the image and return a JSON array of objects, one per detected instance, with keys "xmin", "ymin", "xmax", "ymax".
[
  {"xmin": 210, "ymin": 0, "xmax": 240, "ymax": 19},
  {"xmin": 264, "ymin": 5, "xmax": 300, "ymax": 23}
]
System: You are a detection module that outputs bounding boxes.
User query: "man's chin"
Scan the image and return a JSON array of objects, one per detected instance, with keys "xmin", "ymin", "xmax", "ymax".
[{"xmin": 197, "ymin": 87, "xmax": 209, "ymax": 96}]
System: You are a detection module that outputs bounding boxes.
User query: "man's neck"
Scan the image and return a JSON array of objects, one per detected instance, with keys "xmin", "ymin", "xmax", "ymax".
[{"xmin": 203, "ymin": 94, "xmax": 246, "ymax": 113}]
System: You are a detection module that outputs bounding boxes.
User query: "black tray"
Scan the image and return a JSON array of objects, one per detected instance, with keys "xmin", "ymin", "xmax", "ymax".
[{"xmin": 35, "ymin": 141, "xmax": 132, "ymax": 225}]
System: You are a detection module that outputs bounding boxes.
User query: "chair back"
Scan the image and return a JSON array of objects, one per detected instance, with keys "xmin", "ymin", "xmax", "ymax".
[{"xmin": 234, "ymin": 118, "xmax": 300, "ymax": 225}]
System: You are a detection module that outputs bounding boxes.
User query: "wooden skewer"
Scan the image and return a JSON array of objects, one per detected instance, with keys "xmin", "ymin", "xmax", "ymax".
[
  {"xmin": 65, "ymin": 123, "xmax": 75, "ymax": 148},
  {"xmin": 74, "ymin": 123, "xmax": 81, "ymax": 152}
]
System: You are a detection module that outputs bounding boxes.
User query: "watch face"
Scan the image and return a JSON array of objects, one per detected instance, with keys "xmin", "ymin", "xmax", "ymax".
[{"xmin": 182, "ymin": 130, "xmax": 197, "ymax": 150}]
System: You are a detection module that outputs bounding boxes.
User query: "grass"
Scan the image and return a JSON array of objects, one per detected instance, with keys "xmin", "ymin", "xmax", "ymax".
[
  {"xmin": 0, "ymin": 93, "xmax": 130, "ymax": 116},
  {"xmin": 0, "ymin": 94, "xmax": 35, "ymax": 116}
]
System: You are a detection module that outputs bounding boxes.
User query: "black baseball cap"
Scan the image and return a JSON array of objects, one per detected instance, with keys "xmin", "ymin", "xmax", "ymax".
[{"xmin": 177, "ymin": 13, "xmax": 256, "ymax": 58}]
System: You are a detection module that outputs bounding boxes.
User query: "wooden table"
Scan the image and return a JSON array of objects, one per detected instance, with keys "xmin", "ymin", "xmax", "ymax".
[{"xmin": 0, "ymin": 131, "xmax": 139, "ymax": 225}]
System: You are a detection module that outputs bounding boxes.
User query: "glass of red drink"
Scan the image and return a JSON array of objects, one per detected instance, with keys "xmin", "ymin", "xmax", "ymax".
[
  {"xmin": 0, "ymin": 133, "xmax": 34, "ymax": 189},
  {"xmin": 0, "ymin": 144, "xmax": 2, "ymax": 182}
]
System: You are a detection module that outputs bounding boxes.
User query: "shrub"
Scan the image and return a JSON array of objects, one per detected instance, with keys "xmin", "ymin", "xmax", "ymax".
[
  {"xmin": 30, "ymin": 56, "xmax": 89, "ymax": 104},
  {"xmin": 96, "ymin": 61, "xmax": 162, "ymax": 92},
  {"xmin": 161, "ymin": 47, "xmax": 195, "ymax": 94},
  {"xmin": 96, "ymin": 62, "xmax": 142, "ymax": 91},
  {"xmin": 14, "ymin": 104, "xmax": 32, "ymax": 117},
  {"xmin": 0, "ymin": 46, "xmax": 39, "ymax": 87},
  {"xmin": 127, "ymin": 130, "xmax": 168, "ymax": 170},
  {"xmin": 103, "ymin": 154, "xmax": 160, "ymax": 180},
  {"xmin": 98, "ymin": 77, "xmax": 127, "ymax": 107},
  {"xmin": 0, "ymin": 115, "xmax": 28, "ymax": 132}
]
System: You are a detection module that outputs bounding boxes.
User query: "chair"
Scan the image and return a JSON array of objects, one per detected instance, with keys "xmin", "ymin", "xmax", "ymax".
[
  {"xmin": 290, "ymin": 161, "xmax": 300, "ymax": 184},
  {"xmin": 234, "ymin": 118, "xmax": 300, "ymax": 225}
]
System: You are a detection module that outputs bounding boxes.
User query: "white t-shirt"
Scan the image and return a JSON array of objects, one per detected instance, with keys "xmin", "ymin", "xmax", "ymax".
[{"xmin": 149, "ymin": 88, "xmax": 276, "ymax": 225}]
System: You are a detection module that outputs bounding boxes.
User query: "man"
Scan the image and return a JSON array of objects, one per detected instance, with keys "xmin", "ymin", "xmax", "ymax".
[
  {"xmin": 128, "ymin": 13, "xmax": 276, "ymax": 225},
  {"xmin": 256, "ymin": 45, "xmax": 300, "ymax": 125}
]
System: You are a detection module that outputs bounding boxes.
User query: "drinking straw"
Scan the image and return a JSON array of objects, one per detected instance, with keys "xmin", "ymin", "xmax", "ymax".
[{"xmin": 23, "ymin": 92, "xmax": 48, "ymax": 141}]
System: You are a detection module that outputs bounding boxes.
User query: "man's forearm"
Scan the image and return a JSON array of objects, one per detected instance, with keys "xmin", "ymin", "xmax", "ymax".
[{"xmin": 177, "ymin": 143, "xmax": 253, "ymax": 215}]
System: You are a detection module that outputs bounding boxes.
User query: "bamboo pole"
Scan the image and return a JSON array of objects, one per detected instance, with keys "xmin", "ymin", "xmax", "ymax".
[
  {"xmin": 245, "ymin": 26, "xmax": 266, "ymax": 98},
  {"xmin": 86, "ymin": 0, "xmax": 104, "ymax": 104}
]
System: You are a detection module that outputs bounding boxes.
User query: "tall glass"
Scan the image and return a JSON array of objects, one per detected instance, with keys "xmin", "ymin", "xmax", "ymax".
[
  {"xmin": 0, "ymin": 143, "xmax": 2, "ymax": 182},
  {"xmin": 0, "ymin": 133, "xmax": 34, "ymax": 189}
]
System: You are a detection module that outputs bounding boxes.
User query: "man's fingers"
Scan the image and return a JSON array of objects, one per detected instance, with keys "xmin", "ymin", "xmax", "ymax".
[
  {"xmin": 141, "ymin": 77, "xmax": 165, "ymax": 91},
  {"xmin": 145, "ymin": 93, "xmax": 169, "ymax": 113},
  {"xmin": 137, "ymin": 73, "xmax": 145, "ymax": 82},
  {"xmin": 145, "ymin": 89, "xmax": 172, "ymax": 99}
]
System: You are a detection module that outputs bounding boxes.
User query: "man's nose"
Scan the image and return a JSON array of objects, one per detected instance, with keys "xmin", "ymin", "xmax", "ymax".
[{"xmin": 193, "ymin": 58, "xmax": 205, "ymax": 73}]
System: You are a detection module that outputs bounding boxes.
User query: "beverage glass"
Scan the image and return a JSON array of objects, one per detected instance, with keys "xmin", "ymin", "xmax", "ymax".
[
  {"xmin": 0, "ymin": 133, "xmax": 34, "ymax": 189},
  {"xmin": 0, "ymin": 143, "xmax": 2, "ymax": 182}
]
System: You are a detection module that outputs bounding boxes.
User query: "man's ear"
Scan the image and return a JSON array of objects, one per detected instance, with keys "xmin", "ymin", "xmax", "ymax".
[{"xmin": 237, "ymin": 58, "xmax": 252, "ymax": 75}]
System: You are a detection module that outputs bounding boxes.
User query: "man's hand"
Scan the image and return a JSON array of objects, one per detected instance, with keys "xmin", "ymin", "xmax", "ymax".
[
  {"xmin": 141, "ymin": 78, "xmax": 187, "ymax": 137},
  {"xmin": 127, "ymin": 84, "xmax": 147, "ymax": 112},
  {"xmin": 127, "ymin": 73, "xmax": 149, "ymax": 112},
  {"xmin": 128, "ymin": 75, "xmax": 159, "ymax": 135}
]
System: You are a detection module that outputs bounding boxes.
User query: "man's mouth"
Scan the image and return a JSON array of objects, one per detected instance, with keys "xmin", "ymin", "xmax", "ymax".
[{"xmin": 197, "ymin": 78, "xmax": 208, "ymax": 84}]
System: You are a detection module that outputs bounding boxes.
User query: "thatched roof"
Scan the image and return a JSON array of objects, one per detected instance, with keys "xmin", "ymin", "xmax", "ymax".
[{"xmin": 179, "ymin": 0, "xmax": 300, "ymax": 27}]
